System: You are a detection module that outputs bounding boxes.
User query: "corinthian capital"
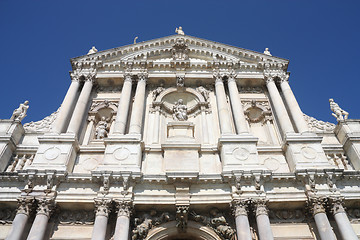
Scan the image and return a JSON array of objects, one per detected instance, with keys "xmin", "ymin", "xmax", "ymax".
[
  {"xmin": 36, "ymin": 198, "xmax": 55, "ymax": 218},
  {"xmin": 232, "ymin": 199, "xmax": 249, "ymax": 217},
  {"xmin": 213, "ymin": 70, "xmax": 223, "ymax": 83},
  {"xmin": 17, "ymin": 197, "xmax": 35, "ymax": 216},
  {"xmin": 253, "ymin": 198, "xmax": 269, "ymax": 217},
  {"xmin": 227, "ymin": 69, "xmax": 237, "ymax": 82},
  {"xmin": 114, "ymin": 200, "xmax": 133, "ymax": 217},
  {"xmin": 329, "ymin": 197, "xmax": 345, "ymax": 215},
  {"xmin": 137, "ymin": 72, "xmax": 149, "ymax": 82},
  {"xmin": 94, "ymin": 198, "xmax": 112, "ymax": 217},
  {"xmin": 308, "ymin": 197, "xmax": 327, "ymax": 216}
]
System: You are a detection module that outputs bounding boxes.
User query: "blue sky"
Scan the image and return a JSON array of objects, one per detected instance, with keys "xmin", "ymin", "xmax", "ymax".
[{"xmin": 0, "ymin": 0, "xmax": 359, "ymax": 124}]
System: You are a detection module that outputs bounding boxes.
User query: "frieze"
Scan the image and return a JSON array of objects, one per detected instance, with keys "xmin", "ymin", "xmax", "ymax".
[
  {"xmin": 24, "ymin": 108, "xmax": 59, "ymax": 133},
  {"xmin": 58, "ymin": 210, "xmax": 95, "ymax": 225},
  {"xmin": 239, "ymin": 86, "xmax": 263, "ymax": 94},
  {"xmin": 0, "ymin": 208, "xmax": 16, "ymax": 224},
  {"xmin": 269, "ymin": 209, "xmax": 305, "ymax": 222}
]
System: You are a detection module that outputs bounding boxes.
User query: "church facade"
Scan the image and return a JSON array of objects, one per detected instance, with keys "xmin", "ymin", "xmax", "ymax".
[{"xmin": 1, "ymin": 30, "xmax": 360, "ymax": 240}]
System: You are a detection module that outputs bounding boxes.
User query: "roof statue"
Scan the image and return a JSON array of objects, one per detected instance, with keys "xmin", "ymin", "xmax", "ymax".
[
  {"xmin": 87, "ymin": 46, "xmax": 98, "ymax": 55},
  {"xmin": 175, "ymin": 26, "xmax": 185, "ymax": 35},
  {"xmin": 329, "ymin": 98, "xmax": 349, "ymax": 121},
  {"xmin": 134, "ymin": 36, "xmax": 138, "ymax": 44},
  {"xmin": 263, "ymin": 48, "xmax": 272, "ymax": 56},
  {"xmin": 10, "ymin": 100, "xmax": 29, "ymax": 122}
]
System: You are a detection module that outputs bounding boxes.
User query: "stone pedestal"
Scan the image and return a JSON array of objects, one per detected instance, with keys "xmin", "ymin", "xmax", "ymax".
[
  {"xmin": 284, "ymin": 133, "xmax": 333, "ymax": 171},
  {"xmin": 335, "ymin": 120, "xmax": 360, "ymax": 170},
  {"xmin": 0, "ymin": 120, "xmax": 24, "ymax": 172},
  {"xmin": 97, "ymin": 134, "xmax": 143, "ymax": 173},
  {"xmin": 162, "ymin": 122, "xmax": 200, "ymax": 175},
  {"xmin": 218, "ymin": 134, "xmax": 261, "ymax": 174},
  {"xmin": 27, "ymin": 133, "xmax": 79, "ymax": 171}
]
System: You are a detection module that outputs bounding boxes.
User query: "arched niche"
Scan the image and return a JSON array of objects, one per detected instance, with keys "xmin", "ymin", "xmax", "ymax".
[
  {"xmin": 153, "ymin": 87, "xmax": 209, "ymax": 119},
  {"xmin": 145, "ymin": 221, "xmax": 223, "ymax": 240}
]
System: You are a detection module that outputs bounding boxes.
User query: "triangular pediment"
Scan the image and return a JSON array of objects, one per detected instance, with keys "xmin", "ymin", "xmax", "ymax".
[{"xmin": 70, "ymin": 35, "xmax": 288, "ymax": 71}]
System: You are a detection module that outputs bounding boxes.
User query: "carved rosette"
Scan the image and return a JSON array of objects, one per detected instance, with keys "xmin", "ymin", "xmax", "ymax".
[
  {"xmin": 115, "ymin": 200, "xmax": 133, "ymax": 218},
  {"xmin": 253, "ymin": 199, "xmax": 269, "ymax": 217},
  {"xmin": 36, "ymin": 198, "xmax": 55, "ymax": 218},
  {"xmin": 16, "ymin": 197, "xmax": 34, "ymax": 216},
  {"xmin": 232, "ymin": 199, "xmax": 249, "ymax": 217},
  {"xmin": 94, "ymin": 198, "xmax": 112, "ymax": 217},
  {"xmin": 329, "ymin": 197, "xmax": 346, "ymax": 215},
  {"xmin": 308, "ymin": 197, "xmax": 327, "ymax": 216}
]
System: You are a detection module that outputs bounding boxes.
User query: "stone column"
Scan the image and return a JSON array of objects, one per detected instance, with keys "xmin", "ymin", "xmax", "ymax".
[
  {"xmin": 129, "ymin": 72, "xmax": 147, "ymax": 135},
  {"xmin": 6, "ymin": 197, "xmax": 34, "ymax": 240},
  {"xmin": 265, "ymin": 77, "xmax": 294, "ymax": 134},
  {"xmin": 83, "ymin": 116, "xmax": 95, "ymax": 144},
  {"xmin": 214, "ymin": 72, "xmax": 233, "ymax": 134},
  {"xmin": 67, "ymin": 75, "xmax": 95, "ymax": 136},
  {"xmin": 330, "ymin": 198, "xmax": 358, "ymax": 240},
  {"xmin": 26, "ymin": 198, "xmax": 54, "ymax": 240},
  {"xmin": 309, "ymin": 198, "xmax": 336, "ymax": 240},
  {"xmin": 279, "ymin": 78, "xmax": 309, "ymax": 133},
  {"xmin": 232, "ymin": 200, "xmax": 252, "ymax": 240},
  {"xmin": 227, "ymin": 71, "xmax": 249, "ymax": 134},
  {"xmin": 254, "ymin": 199, "xmax": 273, "ymax": 240},
  {"xmin": 52, "ymin": 78, "xmax": 80, "ymax": 134},
  {"xmin": 91, "ymin": 198, "xmax": 111, "ymax": 240},
  {"xmin": 113, "ymin": 73, "xmax": 133, "ymax": 134},
  {"xmin": 113, "ymin": 200, "xmax": 132, "ymax": 240}
]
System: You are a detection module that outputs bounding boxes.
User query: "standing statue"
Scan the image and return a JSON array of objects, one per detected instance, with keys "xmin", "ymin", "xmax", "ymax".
[
  {"xmin": 329, "ymin": 98, "xmax": 349, "ymax": 121},
  {"xmin": 151, "ymin": 85, "xmax": 165, "ymax": 101},
  {"xmin": 173, "ymin": 99, "xmax": 188, "ymax": 121},
  {"xmin": 175, "ymin": 26, "xmax": 185, "ymax": 35},
  {"xmin": 10, "ymin": 100, "xmax": 29, "ymax": 122},
  {"xmin": 87, "ymin": 46, "xmax": 98, "ymax": 55},
  {"xmin": 196, "ymin": 86, "xmax": 210, "ymax": 101},
  {"xmin": 95, "ymin": 117, "xmax": 109, "ymax": 139}
]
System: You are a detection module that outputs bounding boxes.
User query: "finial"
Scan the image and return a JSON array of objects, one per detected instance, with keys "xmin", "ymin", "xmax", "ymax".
[
  {"xmin": 87, "ymin": 46, "xmax": 98, "ymax": 55},
  {"xmin": 263, "ymin": 48, "xmax": 272, "ymax": 56},
  {"xmin": 329, "ymin": 98, "xmax": 349, "ymax": 121},
  {"xmin": 134, "ymin": 36, "xmax": 138, "ymax": 44},
  {"xmin": 175, "ymin": 26, "xmax": 185, "ymax": 35}
]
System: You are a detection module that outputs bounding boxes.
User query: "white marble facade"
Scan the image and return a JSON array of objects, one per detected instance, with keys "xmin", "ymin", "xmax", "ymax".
[{"xmin": 0, "ymin": 33, "xmax": 360, "ymax": 240}]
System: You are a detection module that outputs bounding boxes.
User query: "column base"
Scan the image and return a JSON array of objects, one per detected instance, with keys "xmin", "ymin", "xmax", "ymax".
[
  {"xmin": 26, "ymin": 133, "xmax": 79, "ymax": 172},
  {"xmin": 97, "ymin": 134, "xmax": 143, "ymax": 173},
  {"xmin": 284, "ymin": 133, "xmax": 333, "ymax": 171},
  {"xmin": 219, "ymin": 134, "xmax": 263, "ymax": 174}
]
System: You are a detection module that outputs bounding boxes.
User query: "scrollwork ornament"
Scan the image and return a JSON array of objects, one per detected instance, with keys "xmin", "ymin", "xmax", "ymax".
[
  {"xmin": 94, "ymin": 198, "xmax": 111, "ymax": 217},
  {"xmin": 115, "ymin": 200, "xmax": 133, "ymax": 217}
]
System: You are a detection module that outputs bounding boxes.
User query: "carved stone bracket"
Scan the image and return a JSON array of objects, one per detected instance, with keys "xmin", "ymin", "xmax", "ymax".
[
  {"xmin": 176, "ymin": 205, "xmax": 189, "ymax": 232},
  {"xmin": 94, "ymin": 198, "xmax": 112, "ymax": 217}
]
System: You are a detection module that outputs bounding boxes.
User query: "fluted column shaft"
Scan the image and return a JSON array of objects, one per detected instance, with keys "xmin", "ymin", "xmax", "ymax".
[
  {"xmin": 310, "ymin": 199, "xmax": 336, "ymax": 240},
  {"xmin": 254, "ymin": 200, "xmax": 273, "ymax": 240},
  {"xmin": 266, "ymin": 78, "xmax": 294, "ymax": 134},
  {"xmin": 6, "ymin": 198, "xmax": 34, "ymax": 240},
  {"xmin": 227, "ymin": 74, "xmax": 249, "ymax": 134},
  {"xmin": 26, "ymin": 199, "xmax": 54, "ymax": 240},
  {"xmin": 214, "ymin": 73, "xmax": 233, "ymax": 134},
  {"xmin": 113, "ymin": 201, "xmax": 132, "ymax": 240},
  {"xmin": 52, "ymin": 80, "xmax": 80, "ymax": 134},
  {"xmin": 129, "ymin": 73, "xmax": 147, "ymax": 134},
  {"xmin": 331, "ymin": 199, "xmax": 358, "ymax": 240},
  {"xmin": 91, "ymin": 198, "xmax": 111, "ymax": 240},
  {"xmin": 67, "ymin": 78, "xmax": 94, "ymax": 136},
  {"xmin": 280, "ymin": 79, "xmax": 309, "ymax": 133},
  {"xmin": 113, "ymin": 74, "xmax": 133, "ymax": 134},
  {"xmin": 233, "ymin": 200, "xmax": 252, "ymax": 240}
]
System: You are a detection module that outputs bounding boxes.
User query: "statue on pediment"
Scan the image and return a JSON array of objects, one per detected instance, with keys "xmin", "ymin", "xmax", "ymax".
[
  {"xmin": 173, "ymin": 99, "xmax": 188, "ymax": 121},
  {"xmin": 175, "ymin": 26, "xmax": 185, "ymax": 35},
  {"xmin": 329, "ymin": 98, "xmax": 349, "ymax": 121},
  {"xmin": 11, "ymin": 100, "xmax": 29, "ymax": 122},
  {"xmin": 87, "ymin": 46, "xmax": 98, "ymax": 55}
]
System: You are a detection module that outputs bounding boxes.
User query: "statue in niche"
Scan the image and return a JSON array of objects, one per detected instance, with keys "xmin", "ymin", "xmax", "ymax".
[
  {"xmin": 11, "ymin": 100, "xmax": 29, "ymax": 122},
  {"xmin": 151, "ymin": 84, "xmax": 165, "ymax": 101},
  {"xmin": 196, "ymin": 86, "xmax": 210, "ymax": 101},
  {"xmin": 173, "ymin": 99, "xmax": 188, "ymax": 121},
  {"xmin": 95, "ymin": 117, "xmax": 110, "ymax": 139},
  {"xmin": 329, "ymin": 98, "xmax": 349, "ymax": 121}
]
